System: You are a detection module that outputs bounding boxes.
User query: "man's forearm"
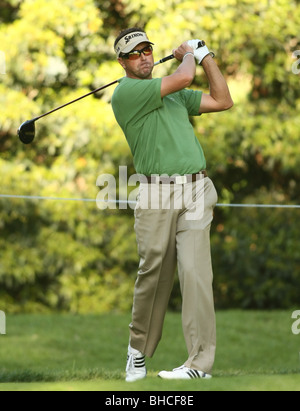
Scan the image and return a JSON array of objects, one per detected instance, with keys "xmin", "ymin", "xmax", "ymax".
[
  {"xmin": 161, "ymin": 45, "xmax": 196, "ymax": 97},
  {"xmin": 176, "ymin": 53, "xmax": 196, "ymax": 82},
  {"xmin": 201, "ymin": 55, "xmax": 233, "ymax": 110}
]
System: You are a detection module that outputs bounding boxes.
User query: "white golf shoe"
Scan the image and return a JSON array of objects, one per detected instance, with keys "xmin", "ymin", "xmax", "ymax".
[
  {"xmin": 158, "ymin": 365, "xmax": 212, "ymax": 380},
  {"xmin": 125, "ymin": 345, "xmax": 147, "ymax": 382}
]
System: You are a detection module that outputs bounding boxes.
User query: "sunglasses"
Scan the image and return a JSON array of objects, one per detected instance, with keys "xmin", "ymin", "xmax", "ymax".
[{"xmin": 121, "ymin": 45, "xmax": 153, "ymax": 61}]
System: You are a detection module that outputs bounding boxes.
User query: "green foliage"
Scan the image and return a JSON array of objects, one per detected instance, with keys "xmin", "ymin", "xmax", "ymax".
[{"xmin": 1, "ymin": 0, "xmax": 300, "ymax": 312}]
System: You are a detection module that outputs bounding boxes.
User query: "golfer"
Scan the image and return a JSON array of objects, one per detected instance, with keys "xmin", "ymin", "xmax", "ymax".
[{"xmin": 112, "ymin": 28, "xmax": 233, "ymax": 382}]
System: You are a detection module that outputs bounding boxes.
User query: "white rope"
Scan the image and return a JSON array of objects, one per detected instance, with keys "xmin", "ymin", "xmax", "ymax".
[
  {"xmin": 0, "ymin": 194, "xmax": 300, "ymax": 209},
  {"xmin": 216, "ymin": 203, "xmax": 300, "ymax": 209},
  {"xmin": 0, "ymin": 194, "xmax": 136, "ymax": 205}
]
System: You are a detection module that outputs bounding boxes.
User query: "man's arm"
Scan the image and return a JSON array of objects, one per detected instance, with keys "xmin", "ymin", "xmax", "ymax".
[
  {"xmin": 199, "ymin": 55, "xmax": 234, "ymax": 113},
  {"xmin": 160, "ymin": 42, "xmax": 196, "ymax": 98}
]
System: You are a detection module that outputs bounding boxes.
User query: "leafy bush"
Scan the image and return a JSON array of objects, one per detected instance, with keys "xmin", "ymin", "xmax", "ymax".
[{"xmin": 212, "ymin": 196, "xmax": 300, "ymax": 309}]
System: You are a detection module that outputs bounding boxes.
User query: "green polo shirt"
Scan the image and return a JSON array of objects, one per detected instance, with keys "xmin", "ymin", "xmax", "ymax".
[{"xmin": 111, "ymin": 77, "xmax": 206, "ymax": 176}]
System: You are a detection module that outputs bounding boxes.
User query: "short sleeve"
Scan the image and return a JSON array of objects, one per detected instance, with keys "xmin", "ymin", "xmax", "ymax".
[{"xmin": 178, "ymin": 89, "xmax": 203, "ymax": 116}]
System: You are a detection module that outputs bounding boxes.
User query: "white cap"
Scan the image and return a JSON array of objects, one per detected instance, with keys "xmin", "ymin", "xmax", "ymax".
[{"xmin": 115, "ymin": 31, "xmax": 154, "ymax": 57}]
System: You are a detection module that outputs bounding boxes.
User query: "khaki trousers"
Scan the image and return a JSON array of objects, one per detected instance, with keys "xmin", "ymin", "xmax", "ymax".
[{"xmin": 130, "ymin": 176, "xmax": 218, "ymax": 374}]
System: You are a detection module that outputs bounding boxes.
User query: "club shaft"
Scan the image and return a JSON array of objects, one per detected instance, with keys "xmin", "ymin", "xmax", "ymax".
[
  {"xmin": 32, "ymin": 57, "xmax": 166, "ymax": 121},
  {"xmin": 32, "ymin": 79, "xmax": 120, "ymax": 122}
]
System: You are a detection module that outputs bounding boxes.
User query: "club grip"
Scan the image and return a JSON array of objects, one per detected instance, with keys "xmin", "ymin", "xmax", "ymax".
[
  {"xmin": 154, "ymin": 41, "xmax": 206, "ymax": 66},
  {"xmin": 155, "ymin": 54, "xmax": 174, "ymax": 65}
]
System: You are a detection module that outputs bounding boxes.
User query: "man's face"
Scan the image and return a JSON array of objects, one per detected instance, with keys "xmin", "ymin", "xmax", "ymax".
[{"xmin": 118, "ymin": 42, "xmax": 154, "ymax": 80}]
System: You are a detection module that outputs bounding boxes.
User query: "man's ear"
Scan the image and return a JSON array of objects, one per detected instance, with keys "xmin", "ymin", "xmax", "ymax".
[{"xmin": 118, "ymin": 57, "xmax": 126, "ymax": 70}]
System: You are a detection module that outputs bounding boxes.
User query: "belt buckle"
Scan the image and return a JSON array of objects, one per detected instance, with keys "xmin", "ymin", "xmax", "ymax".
[{"xmin": 175, "ymin": 175, "xmax": 187, "ymax": 184}]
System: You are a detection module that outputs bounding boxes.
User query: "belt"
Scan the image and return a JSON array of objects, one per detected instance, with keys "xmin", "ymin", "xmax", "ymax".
[{"xmin": 145, "ymin": 170, "xmax": 208, "ymax": 184}]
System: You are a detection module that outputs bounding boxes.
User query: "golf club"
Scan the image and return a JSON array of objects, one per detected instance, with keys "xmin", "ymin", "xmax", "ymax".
[{"xmin": 18, "ymin": 41, "xmax": 206, "ymax": 144}]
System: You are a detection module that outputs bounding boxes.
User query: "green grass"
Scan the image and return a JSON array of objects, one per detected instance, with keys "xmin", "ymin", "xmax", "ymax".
[{"xmin": 0, "ymin": 311, "xmax": 299, "ymax": 391}]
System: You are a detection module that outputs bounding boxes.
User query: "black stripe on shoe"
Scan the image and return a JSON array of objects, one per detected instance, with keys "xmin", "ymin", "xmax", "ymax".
[
  {"xmin": 135, "ymin": 357, "xmax": 146, "ymax": 368},
  {"xmin": 187, "ymin": 369, "xmax": 201, "ymax": 379}
]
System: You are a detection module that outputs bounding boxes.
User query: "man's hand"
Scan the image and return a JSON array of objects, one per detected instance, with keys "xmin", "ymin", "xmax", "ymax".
[
  {"xmin": 188, "ymin": 39, "xmax": 211, "ymax": 65},
  {"xmin": 172, "ymin": 42, "xmax": 194, "ymax": 62}
]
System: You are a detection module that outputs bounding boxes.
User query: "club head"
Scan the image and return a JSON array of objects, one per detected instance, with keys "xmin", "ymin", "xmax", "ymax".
[{"xmin": 18, "ymin": 120, "xmax": 36, "ymax": 144}]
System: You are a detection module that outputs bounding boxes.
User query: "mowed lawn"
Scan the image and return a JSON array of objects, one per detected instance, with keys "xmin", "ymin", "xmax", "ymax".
[{"xmin": 0, "ymin": 310, "xmax": 299, "ymax": 391}]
